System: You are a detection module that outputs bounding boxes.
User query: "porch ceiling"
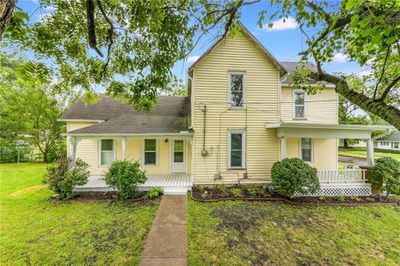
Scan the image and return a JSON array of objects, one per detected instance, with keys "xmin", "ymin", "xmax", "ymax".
[{"xmin": 266, "ymin": 122, "xmax": 392, "ymax": 139}]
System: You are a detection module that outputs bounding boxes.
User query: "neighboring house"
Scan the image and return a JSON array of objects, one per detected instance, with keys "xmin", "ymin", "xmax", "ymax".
[
  {"xmin": 375, "ymin": 131, "xmax": 400, "ymax": 150},
  {"xmin": 60, "ymin": 24, "xmax": 390, "ymax": 195}
]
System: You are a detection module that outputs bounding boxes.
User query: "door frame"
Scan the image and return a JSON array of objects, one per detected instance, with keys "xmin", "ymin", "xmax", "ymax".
[{"xmin": 170, "ymin": 138, "xmax": 187, "ymax": 174}]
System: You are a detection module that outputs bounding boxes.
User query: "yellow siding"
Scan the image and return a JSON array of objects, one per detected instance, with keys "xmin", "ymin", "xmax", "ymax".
[
  {"xmin": 285, "ymin": 138, "xmax": 338, "ymax": 170},
  {"xmin": 280, "ymin": 86, "xmax": 338, "ymax": 124},
  {"xmin": 67, "ymin": 123, "xmax": 191, "ymax": 176},
  {"xmin": 192, "ymin": 32, "xmax": 280, "ymax": 184}
]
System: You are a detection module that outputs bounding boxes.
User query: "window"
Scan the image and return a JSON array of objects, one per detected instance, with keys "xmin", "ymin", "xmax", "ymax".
[
  {"xmin": 229, "ymin": 131, "xmax": 245, "ymax": 168},
  {"xmin": 100, "ymin": 139, "xmax": 114, "ymax": 165},
  {"xmin": 394, "ymin": 142, "xmax": 399, "ymax": 149},
  {"xmin": 174, "ymin": 140, "xmax": 184, "ymax": 162},
  {"xmin": 294, "ymin": 90, "xmax": 305, "ymax": 118},
  {"xmin": 300, "ymin": 138, "xmax": 312, "ymax": 162},
  {"xmin": 229, "ymin": 72, "xmax": 245, "ymax": 107},
  {"xmin": 144, "ymin": 139, "xmax": 157, "ymax": 165}
]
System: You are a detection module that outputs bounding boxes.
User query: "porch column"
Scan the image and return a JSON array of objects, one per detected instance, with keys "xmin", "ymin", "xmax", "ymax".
[
  {"xmin": 366, "ymin": 138, "xmax": 375, "ymax": 166},
  {"xmin": 280, "ymin": 137, "xmax": 286, "ymax": 160},
  {"xmin": 121, "ymin": 137, "xmax": 126, "ymax": 160},
  {"xmin": 68, "ymin": 136, "xmax": 79, "ymax": 169}
]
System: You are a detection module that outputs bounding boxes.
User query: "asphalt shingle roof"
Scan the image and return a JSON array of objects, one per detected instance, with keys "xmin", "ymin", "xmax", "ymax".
[
  {"xmin": 280, "ymin": 61, "xmax": 334, "ymax": 87},
  {"xmin": 62, "ymin": 95, "xmax": 191, "ymax": 135},
  {"xmin": 377, "ymin": 131, "xmax": 400, "ymax": 142}
]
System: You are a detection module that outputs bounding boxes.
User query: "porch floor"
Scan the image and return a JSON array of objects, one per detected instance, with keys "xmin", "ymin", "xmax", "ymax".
[{"xmin": 75, "ymin": 174, "xmax": 192, "ymax": 195}]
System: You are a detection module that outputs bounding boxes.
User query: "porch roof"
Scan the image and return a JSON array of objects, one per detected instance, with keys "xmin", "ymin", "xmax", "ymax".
[{"xmin": 266, "ymin": 122, "xmax": 392, "ymax": 139}]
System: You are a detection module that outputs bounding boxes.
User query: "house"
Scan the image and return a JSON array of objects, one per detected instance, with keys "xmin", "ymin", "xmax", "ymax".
[
  {"xmin": 375, "ymin": 131, "xmax": 400, "ymax": 150},
  {"xmin": 60, "ymin": 24, "xmax": 390, "ymax": 195}
]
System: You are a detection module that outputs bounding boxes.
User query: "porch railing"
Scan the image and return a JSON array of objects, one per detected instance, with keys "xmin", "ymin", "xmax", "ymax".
[{"xmin": 317, "ymin": 169, "xmax": 367, "ymax": 184}]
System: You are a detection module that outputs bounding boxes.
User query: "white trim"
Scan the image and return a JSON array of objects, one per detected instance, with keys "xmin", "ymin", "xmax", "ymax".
[
  {"xmin": 293, "ymin": 89, "xmax": 306, "ymax": 119},
  {"xmin": 228, "ymin": 71, "xmax": 246, "ymax": 108},
  {"xmin": 98, "ymin": 139, "xmax": 116, "ymax": 166},
  {"xmin": 66, "ymin": 132, "xmax": 194, "ymax": 137},
  {"xmin": 299, "ymin": 137, "xmax": 313, "ymax": 163},
  {"xmin": 227, "ymin": 129, "xmax": 246, "ymax": 169},
  {"xmin": 281, "ymin": 83, "xmax": 336, "ymax": 89},
  {"xmin": 58, "ymin": 119, "xmax": 104, "ymax": 123},
  {"xmin": 142, "ymin": 139, "xmax": 158, "ymax": 166}
]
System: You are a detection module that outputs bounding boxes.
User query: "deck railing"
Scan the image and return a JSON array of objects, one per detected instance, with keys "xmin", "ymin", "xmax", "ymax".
[{"xmin": 317, "ymin": 169, "xmax": 367, "ymax": 184}]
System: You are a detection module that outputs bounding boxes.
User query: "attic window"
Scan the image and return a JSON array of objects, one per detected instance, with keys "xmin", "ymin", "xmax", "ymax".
[{"xmin": 229, "ymin": 72, "xmax": 245, "ymax": 107}]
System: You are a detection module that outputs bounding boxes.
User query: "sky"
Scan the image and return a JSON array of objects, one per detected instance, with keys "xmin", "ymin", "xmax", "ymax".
[{"xmin": 16, "ymin": 0, "xmax": 372, "ymax": 90}]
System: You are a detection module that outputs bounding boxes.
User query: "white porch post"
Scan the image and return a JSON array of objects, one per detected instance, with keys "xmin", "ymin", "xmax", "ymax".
[
  {"xmin": 280, "ymin": 137, "xmax": 286, "ymax": 160},
  {"xmin": 121, "ymin": 137, "xmax": 126, "ymax": 160},
  {"xmin": 68, "ymin": 136, "xmax": 79, "ymax": 169},
  {"xmin": 366, "ymin": 138, "xmax": 375, "ymax": 166}
]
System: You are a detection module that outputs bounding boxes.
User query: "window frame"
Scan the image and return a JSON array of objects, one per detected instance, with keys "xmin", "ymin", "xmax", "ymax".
[
  {"xmin": 228, "ymin": 71, "xmax": 246, "ymax": 108},
  {"xmin": 228, "ymin": 130, "xmax": 246, "ymax": 169},
  {"xmin": 99, "ymin": 139, "xmax": 116, "ymax": 166},
  {"xmin": 299, "ymin": 137, "xmax": 313, "ymax": 163},
  {"xmin": 293, "ymin": 89, "xmax": 306, "ymax": 119},
  {"xmin": 143, "ymin": 139, "xmax": 158, "ymax": 166}
]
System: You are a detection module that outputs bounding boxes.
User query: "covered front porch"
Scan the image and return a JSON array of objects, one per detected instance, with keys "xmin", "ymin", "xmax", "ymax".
[
  {"xmin": 75, "ymin": 174, "xmax": 192, "ymax": 195},
  {"xmin": 267, "ymin": 122, "xmax": 392, "ymax": 196}
]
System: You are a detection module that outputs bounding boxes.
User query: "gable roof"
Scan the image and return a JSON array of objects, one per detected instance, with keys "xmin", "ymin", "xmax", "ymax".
[
  {"xmin": 376, "ymin": 131, "xmax": 400, "ymax": 141},
  {"xmin": 280, "ymin": 61, "xmax": 335, "ymax": 87},
  {"xmin": 61, "ymin": 94, "xmax": 191, "ymax": 135},
  {"xmin": 189, "ymin": 22, "xmax": 287, "ymax": 76}
]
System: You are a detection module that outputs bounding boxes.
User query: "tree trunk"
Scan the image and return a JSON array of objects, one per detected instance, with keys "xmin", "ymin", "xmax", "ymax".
[
  {"xmin": 343, "ymin": 139, "xmax": 349, "ymax": 148},
  {"xmin": 0, "ymin": 0, "xmax": 16, "ymax": 40},
  {"xmin": 311, "ymin": 73, "xmax": 400, "ymax": 130}
]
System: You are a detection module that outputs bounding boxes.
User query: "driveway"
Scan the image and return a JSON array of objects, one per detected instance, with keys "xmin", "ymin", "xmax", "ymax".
[{"xmin": 339, "ymin": 155, "xmax": 368, "ymax": 166}]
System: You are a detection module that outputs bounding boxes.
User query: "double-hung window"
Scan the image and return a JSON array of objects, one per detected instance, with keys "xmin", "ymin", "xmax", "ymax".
[
  {"xmin": 229, "ymin": 72, "xmax": 245, "ymax": 107},
  {"xmin": 100, "ymin": 139, "xmax": 114, "ymax": 165},
  {"xmin": 300, "ymin": 138, "xmax": 312, "ymax": 162},
  {"xmin": 229, "ymin": 131, "xmax": 245, "ymax": 168},
  {"xmin": 144, "ymin": 139, "xmax": 157, "ymax": 165},
  {"xmin": 294, "ymin": 90, "xmax": 305, "ymax": 118}
]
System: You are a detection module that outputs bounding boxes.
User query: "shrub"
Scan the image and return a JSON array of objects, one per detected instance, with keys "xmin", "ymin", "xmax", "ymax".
[
  {"xmin": 230, "ymin": 187, "xmax": 242, "ymax": 197},
  {"xmin": 370, "ymin": 157, "xmax": 400, "ymax": 195},
  {"xmin": 105, "ymin": 160, "xmax": 147, "ymax": 199},
  {"xmin": 148, "ymin": 187, "xmax": 163, "ymax": 199},
  {"xmin": 271, "ymin": 158, "xmax": 319, "ymax": 197},
  {"xmin": 45, "ymin": 158, "xmax": 90, "ymax": 199}
]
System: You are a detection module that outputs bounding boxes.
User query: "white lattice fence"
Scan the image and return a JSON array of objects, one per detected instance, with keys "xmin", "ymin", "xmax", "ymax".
[{"xmin": 295, "ymin": 169, "xmax": 372, "ymax": 197}]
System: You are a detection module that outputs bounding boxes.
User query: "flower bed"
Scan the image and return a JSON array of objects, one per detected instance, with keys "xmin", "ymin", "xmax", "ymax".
[
  {"xmin": 52, "ymin": 191, "xmax": 152, "ymax": 202},
  {"xmin": 191, "ymin": 186, "xmax": 400, "ymax": 206}
]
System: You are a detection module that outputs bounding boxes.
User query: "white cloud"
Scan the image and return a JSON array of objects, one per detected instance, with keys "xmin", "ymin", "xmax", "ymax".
[
  {"xmin": 187, "ymin": 56, "xmax": 200, "ymax": 63},
  {"xmin": 263, "ymin": 17, "xmax": 298, "ymax": 31},
  {"xmin": 43, "ymin": 5, "xmax": 56, "ymax": 12},
  {"xmin": 332, "ymin": 53, "xmax": 349, "ymax": 62},
  {"xmin": 37, "ymin": 13, "xmax": 52, "ymax": 22},
  {"xmin": 354, "ymin": 69, "xmax": 373, "ymax": 77}
]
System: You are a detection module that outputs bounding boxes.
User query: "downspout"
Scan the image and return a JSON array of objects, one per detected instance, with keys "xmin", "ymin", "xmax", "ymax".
[{"xmin": 201, "ymin": 104, "xmax": 208, "ymax": 157}]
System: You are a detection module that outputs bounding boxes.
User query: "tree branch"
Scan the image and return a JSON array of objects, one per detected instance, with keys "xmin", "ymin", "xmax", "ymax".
[
  {"xmin": 378, "ymin": 75, "xmax": 400, "ymax": 101},
  {"xmin": 96, "ymin": 0, "xmax": 114, "ymax": 77},
  {"xmin": 0, "ymin": 0, "xmax": 16, "ymax": 40},
  {"xmin": 86, "ymin": 0, "xmax": 103, "ymax": 57},
  {"xmin": 373, "ymin": 45, "xmax": 390, "ymax": 100}
]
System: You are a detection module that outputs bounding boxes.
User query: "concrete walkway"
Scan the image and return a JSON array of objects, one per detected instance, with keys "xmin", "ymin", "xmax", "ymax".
[{"xmin": 141, "ymin": 195, "xmax": 187, "ymax": 266}]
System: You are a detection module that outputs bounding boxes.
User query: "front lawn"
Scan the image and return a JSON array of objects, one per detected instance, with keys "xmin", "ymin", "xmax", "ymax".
[
  {"xmin": 188, "ymin": 199, "xmax": 400, "ymax": 265},
  {"xmin": 0, "ymin": 163, "xmax": 159, "ymax": 265},
  {"xmin": 339, "ymin": 147, "xmax": 400, "ymax": 161}
]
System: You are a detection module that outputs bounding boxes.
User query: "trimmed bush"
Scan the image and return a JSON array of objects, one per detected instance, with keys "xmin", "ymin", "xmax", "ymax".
[
  {"xmin": 46, "ymin": 158, "xmax": 90, "ymax": 199},
  {"xmin": 148, "ymin": 187, "xmax": 163, "ymax": 199},
  {"xmin": 271, "ymin": 158, "xmax": 319, "ymax": 196},
  {"xmin": 105, "ymin": 160, "xmax": 147, "ymax": 199},
  {"xmin": 370, "ymin": 157, "xmax": 400, "ymax": 195}
]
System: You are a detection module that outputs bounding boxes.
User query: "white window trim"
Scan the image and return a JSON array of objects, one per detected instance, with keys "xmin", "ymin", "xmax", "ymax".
[
  {"xmin": 98, "ymin": 139, "xmax": 116, "ymax": 166},
  {"xmin": 228, "ymin": 129, "xmax": 246, "ymax": 169},
  {"xmin": 228, "ymin": 71, "xmax": 246, "ymax": 109},
  {"xmin": 299, "ymin": 137, "xmax": 313, "ymax": 163},
  {"xmin": 143, "ymin": 139, "xmax": 158, "ymax": 166},
  {"xmin": 293, "ymin": 89, "xmax": 307, "ymax": 119}
]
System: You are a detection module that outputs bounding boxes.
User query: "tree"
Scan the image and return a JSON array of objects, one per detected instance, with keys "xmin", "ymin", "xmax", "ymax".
[
  {"xmin": 2, "ymin": 0, "xmax": 400, "ymax": 128},
  {"xmin": 0, "ymin": 53, "xmax": 76, "ymax": 162}
]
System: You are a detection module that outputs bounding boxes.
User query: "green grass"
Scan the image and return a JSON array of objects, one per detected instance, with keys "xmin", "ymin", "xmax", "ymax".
[
  {"xmin": 0, "ymin": 163, "xmax": 159, "ymax": 265},
  {"xmin": 339, "ymin": 147, "xmax": 400, "ymax": 161},
  {"xmin": 188, "ymin": 200, "xmax": 400, "ymax": 265}
]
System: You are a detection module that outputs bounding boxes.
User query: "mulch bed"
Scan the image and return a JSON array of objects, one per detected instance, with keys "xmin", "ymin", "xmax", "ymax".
[
  {"xmin": 51, "ymin": 191, "xmax": 152, "ymax": 202},
  {"xmin": 191, "ymin": 187, "xmax": 400, "ymax": 207}
]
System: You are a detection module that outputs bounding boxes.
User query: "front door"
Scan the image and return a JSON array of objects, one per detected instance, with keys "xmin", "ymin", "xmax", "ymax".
[{"xmin": 171, "ymin": 139, "xmax": 185, "ymax": 173}]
